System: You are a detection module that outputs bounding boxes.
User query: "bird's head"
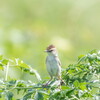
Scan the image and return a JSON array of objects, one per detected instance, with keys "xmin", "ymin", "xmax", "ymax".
[{"xmin": 45, "ymin": 45, "xmax": 58, "ymax": 56}]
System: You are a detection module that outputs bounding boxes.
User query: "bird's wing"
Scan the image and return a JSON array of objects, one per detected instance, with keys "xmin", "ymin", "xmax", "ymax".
[{"xmin": 56, "ymin": 57, "xmax": 61, "ymax": 66}]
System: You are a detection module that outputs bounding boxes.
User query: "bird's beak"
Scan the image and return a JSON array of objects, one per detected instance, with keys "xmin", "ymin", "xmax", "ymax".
[{"xmin": 44, "ymin": 50, "xmax": 48, "ymax": 52}]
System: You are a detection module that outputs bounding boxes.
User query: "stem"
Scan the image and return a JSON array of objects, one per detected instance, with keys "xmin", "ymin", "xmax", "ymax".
[
  {"xmin": 5, "ymin": 62, "xmax": 9, "ymax": 81},
  {"xmin": 0, "ymin": 86, "xmax": 49, "ymax": 90},
  {"xmin": 0, "ymin": 85, "xmax": 99, "ymax": 91}
]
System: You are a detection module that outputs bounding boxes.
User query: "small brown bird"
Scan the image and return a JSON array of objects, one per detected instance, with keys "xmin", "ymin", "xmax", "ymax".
[{"xmin": 45, "ymin": 45, "xmax": 62, "ymax": 85}]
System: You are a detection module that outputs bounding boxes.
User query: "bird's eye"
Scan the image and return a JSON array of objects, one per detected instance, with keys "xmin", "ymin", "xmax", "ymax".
[{"xmin": 48, "ymin": 50, "xmax": 53, "ymax": 52}]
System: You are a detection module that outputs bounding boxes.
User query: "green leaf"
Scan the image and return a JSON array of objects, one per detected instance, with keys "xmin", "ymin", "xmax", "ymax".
[
  {"xmin": 8, "ymin": 80, "xmax": 16, "ymax": 87},
  {"xmin": 82, "ymin": 92, "xmax": 93, "ymax": 97},
  {"xmin": 73, "ymin": 80, "xmax": 80, "ymax": 88},
  {"xmin": 23, "ymin": 92, "xmax": 33, "ymax": 100},
  {"xmin": 79, "ymin": 82, "xmax": 87, "ymax": 90},
  {"xmin": 16, "ymin": 80, "xmax": 26, "ymax": 87},
  {"xmin": 6, "ymin": 91, "xmax": 13, "ymax": 100},
  {"xmin": 0, "ymin": 64, "xmax": 4, "ymax": 70},
  {"xmin": 78, "ymin": 55, "xmax": 86, "ymax": 63},
  {"xmin": 23, "ymin": 68, "xmax": 30, "ymax": 72},
  {"xmin": 2, "ymin": 59, "xmax": 9, "ymax": 65},
  {"xmin": 20, "ymin": 63, "xmax": 30, "ymax": 68},
  {"xmin": 61, "ymin": 86, "xmax": 70, "ymax": 90},
  {"xmin": 66, "ymin": 89, "xmax": 75, "ymax": 97},
  {"xmin": 89, "ymin": 49, "xmax": 97, "ymax": 54},
  {"xmin": 34, "ymin": 91, "xmax": 44, "ymax": 100},
  {"xmin": 16, "ymin": 59, "xmax": 29, "ymax": 68}
]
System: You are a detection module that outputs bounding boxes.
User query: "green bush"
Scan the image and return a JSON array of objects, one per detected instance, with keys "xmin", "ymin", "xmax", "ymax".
[{"xmin": 0, "ymin": 50, "xmax": 100, "ymax": 100}]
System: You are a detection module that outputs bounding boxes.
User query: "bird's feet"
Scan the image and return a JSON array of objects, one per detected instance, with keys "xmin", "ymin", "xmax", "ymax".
[
  {"xmin": 42, "ymin": 83, "xmax": 49, "ymax": 87},
  {"xmin": 60, "ymin": 80, "xmax": 66, "ymax": 85}
]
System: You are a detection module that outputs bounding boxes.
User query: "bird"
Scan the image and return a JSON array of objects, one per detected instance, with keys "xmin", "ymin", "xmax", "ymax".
[{"xmin": 44, "ymin": 44, "xmax": 62, "ymax": 86}]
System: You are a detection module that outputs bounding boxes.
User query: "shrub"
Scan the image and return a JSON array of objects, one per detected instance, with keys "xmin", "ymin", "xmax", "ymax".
[{"xmin": 0, "ymin": 50, "xmax": 100, "ymax": 100}]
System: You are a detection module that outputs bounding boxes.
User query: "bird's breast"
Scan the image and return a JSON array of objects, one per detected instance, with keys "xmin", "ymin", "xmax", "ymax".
[{"xmin": 46, "ymin": 56, "xmax": 61, "ymax": 76}]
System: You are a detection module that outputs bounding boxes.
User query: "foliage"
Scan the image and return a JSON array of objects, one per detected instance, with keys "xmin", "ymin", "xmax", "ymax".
[{"xmin": 0, "ymin": 50, "xmax": 100, "ymax": 100}]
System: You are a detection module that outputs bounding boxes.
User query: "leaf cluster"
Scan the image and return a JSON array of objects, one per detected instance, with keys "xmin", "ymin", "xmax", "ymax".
[{"xmin": 0, "ymin": 50, "xmax": 100, "ymax": 100}]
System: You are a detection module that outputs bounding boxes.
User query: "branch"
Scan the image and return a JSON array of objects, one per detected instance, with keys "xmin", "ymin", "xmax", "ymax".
[{"xmin": 0, "ymin": 86, "xmax": 50, "ymax": 90}]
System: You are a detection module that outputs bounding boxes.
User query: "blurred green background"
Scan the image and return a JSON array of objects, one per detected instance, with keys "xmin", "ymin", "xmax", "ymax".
[{"xmin": 0, "ymin": 0, "xmax": 100, "ymax": 80}]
